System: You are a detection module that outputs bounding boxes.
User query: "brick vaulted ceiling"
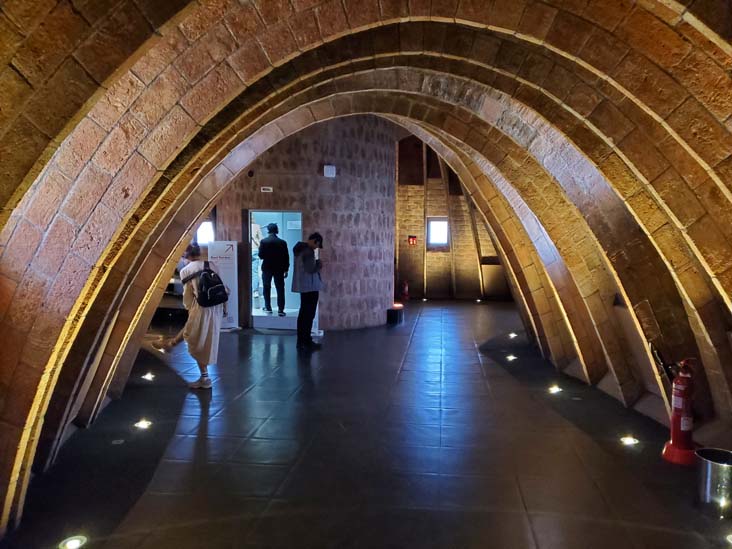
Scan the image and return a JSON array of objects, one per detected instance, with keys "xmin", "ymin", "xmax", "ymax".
[{"xmin": 1, "ymin": 0, "xmax": 732, "ymax": 535}]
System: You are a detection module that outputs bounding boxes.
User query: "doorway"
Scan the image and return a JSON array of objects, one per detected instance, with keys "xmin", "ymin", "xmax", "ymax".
[{"xmin": 250, "ymin": 210, "xmax": 302, "ymax": 329}]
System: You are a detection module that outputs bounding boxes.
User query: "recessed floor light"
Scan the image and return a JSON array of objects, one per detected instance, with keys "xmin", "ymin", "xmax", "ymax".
[
  {"xmin": 111, "ymin": 439, "xmax": 125, "ymax": 445},
  {"xmin": 141, "ymin": 372, "xmax": 155, "ymax": 381},
  {"xmin": 475, "ymin": 299, "xmax": 482, "ymax": 303},
  {"xmin": 620, "ymin": 436, "xmax": 639, "ymax": 446},
  {"xmin": 548, "ymin": 385, "xmax": 562, "ymax": 394},
  {"xmin": 59, "ymin": 535, "xmax": 88, "ymax": 549},
  {"xmin": 726, "ymin": 533, "xmax": 732, "ymax": 544},
  {"xmin": 508, "ymin": 332, "xmax": 518, "ymax": 339},
  {"xmin": 134, "ymin": 419, "xmax": 152, "ymax": 430},
  {"xmin": 506, "ymin": 355, "xmax": 517, "ymax": 362},
  {"xmin": 422, "ymin": 298, "xmax": 428, "ymax": 302}
]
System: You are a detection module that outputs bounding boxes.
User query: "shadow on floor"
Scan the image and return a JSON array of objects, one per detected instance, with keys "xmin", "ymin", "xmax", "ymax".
[
  {"xmin": 478, "ymin": 330, "xmax": 728, "ymax": 542},
  {"xmin": 0, "ymin": 350, "xmax": 189, "ymax": 549}
]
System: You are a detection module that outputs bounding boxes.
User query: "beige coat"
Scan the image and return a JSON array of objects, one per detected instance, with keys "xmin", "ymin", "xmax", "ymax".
[{"xmin": 180, "ymin": 260, "xmax": 224, "ymax": 365}]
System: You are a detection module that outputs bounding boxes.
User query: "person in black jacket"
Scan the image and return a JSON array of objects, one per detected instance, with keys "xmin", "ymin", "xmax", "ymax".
[{"xmin": 258, "ymin": 223, "xmax": 290, "ymax": 316}]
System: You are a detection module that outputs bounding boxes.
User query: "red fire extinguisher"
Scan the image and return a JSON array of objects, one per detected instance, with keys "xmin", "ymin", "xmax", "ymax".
[
  {"xmin": 661, "ymin": 359, "xmax": 697, "ymax": 466},
  {"xmin": 400, "ymin": 280, "xmax": 409, "ymax": 301}
]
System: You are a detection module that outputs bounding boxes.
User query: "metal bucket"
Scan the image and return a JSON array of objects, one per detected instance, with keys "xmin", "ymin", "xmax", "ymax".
[{"xmin": 696, "ymin": 448, "xmax": 732, "ymax": 518}]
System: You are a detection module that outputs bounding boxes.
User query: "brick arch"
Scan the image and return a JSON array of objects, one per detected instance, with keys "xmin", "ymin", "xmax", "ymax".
[
  {"xmin": 2, "ymin": 2, "xmax": 732, "ymax": 535},
  {"xmin": 248, "ymin": 50, "xmax": 732, "ymax": 421},
  {"xmin": 387, "ymin": 116, "xmax": 606, "ymax": 386},
  {"xmin": 385, "ymin": 108, "xmax": 654, "ymax": 399},
  {"xmin": 3, "ymin": 0, "xmax": 732, "ymax": 233},
  {"xmin": 70, "ymin": 74, "xmax": 704, "ymax": 422},
  {"xmin": 74, "ymin": 80, "xmax": 711, "ymax": 450},
  {"xmin": 90, "ymin": 96, "xmax": 636, "ymax": 414},
  {"xmin": 5, "ymin": 24, "xmax": 732, "ymax": 402},
  {"xmin": 215, "ymin": 63, "xmax": 726, "ymax": 411},
  {"xmin": 0, "ymin": 77, "xmax": 721, "ymax": 539},
  {"xmin": 5, "ymin": 20, "xmax": 732, "ymax": 424}
]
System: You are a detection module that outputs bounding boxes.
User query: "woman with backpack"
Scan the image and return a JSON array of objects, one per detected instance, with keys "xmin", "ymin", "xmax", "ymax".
[{"xmin": 154, "ymin": 243, "xmax": 227, "ymax": 389}]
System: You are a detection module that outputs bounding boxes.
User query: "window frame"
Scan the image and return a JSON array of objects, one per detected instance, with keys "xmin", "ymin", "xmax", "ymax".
[{"xmin": 426, "ymin": 217, "xmax": 450, "ymax": 250}]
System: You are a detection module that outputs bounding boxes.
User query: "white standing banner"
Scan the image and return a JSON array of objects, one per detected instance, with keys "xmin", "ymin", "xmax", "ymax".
[{"xmin": 208, "ymin": 241, "xmax": 239, "ymax": 329}]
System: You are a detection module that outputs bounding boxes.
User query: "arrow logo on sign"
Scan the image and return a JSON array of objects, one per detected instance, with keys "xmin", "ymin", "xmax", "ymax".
[{"xmin": 225, "ymin": 244, "xmax": 234, "ymax": 252}]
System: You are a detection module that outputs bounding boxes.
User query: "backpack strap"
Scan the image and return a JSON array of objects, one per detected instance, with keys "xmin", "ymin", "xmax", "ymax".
[
  {"xmin": 181, "ymin": 271, "xmax": 201, "ymax": 284},
  {"xmin": 182, "ymin": 261, "xmax": 212, "ymax": 284}
]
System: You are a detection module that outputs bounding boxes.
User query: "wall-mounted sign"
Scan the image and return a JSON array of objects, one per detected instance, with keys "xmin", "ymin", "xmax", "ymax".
[
  {"xmin": 208, "ymin": 241, "xmax": 238, "ymax": 329},
  {"xmin": 260, "ymin": 186, "xmax": 273, "ymax": 193},
  {"xmin": 408, "ymin": 235, "xmax": 417, "ymax": 246}
]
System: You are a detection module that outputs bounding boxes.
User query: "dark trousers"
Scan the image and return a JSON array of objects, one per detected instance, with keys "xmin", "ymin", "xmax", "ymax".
[
  {"xmin": 297, "ymin": 291, "xmax": 319, "ymax": 345},
  {"xmin": 262, "ymin": 270, "xmax": 286, "ymax": 311}
]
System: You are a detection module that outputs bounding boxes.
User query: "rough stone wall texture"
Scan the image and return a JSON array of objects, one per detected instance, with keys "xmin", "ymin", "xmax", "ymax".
[
  {"xmin": 395, "ymin": 143, "xmax": 490, "ymax": 300},
  {"xmin": 395, "ymin": 183, "xmax": 425, "ymax": 298},
  {"xmin": 424, "ymin": 178, "xmax": 451, "ymax": 298},
  {"xmin": 475, "ymin": 213, "xmax": 497, "ymax": 257},
  {"xmin": 449, "ymin": 194, "xmax": 483, "ymax": 299},
  {"xmin": 215, "ymin": 115, "xmax": 397, "ymax": 331}
]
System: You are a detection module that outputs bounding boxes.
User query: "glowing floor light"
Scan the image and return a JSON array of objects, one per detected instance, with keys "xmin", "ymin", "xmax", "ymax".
[
  {"xmin": 476, "ymin": 299, "xmax": 482, "ymax": 303},
  {"xmin": 508, "ymin": 332, "xmax": 518, "ymax": 339},
  {"xmin": 506, "ymin": 354, "xmax": 517, "ymax": 362},
  {"xmin": 58, "ymin": 536, "xmax": 88, "ymax": 549},
  {"xmin": 141, "ymin": 372, "xmax": 155, "ymax": 381},
  {"xmin": 725, "ymin": 533, "xmax": 732, "ymax": 544},
  {"xmin": 620, "ymin": 436, "xmax": 639, "ymax": 446},
  {"xmin": 548, "ymin": 385, "xmax": 562, "ymax": 394},
  {"xmin": 422, "ymin": 298, "xmax": 428, "ymax": 302},
  {"xmin": 134, "ymin": 419, "xmax": 152, "ymax": 430}
]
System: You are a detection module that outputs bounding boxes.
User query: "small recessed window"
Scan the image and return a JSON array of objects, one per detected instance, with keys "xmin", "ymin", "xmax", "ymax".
[
  {"xmin": 427, "ymin": 218, "xmax": 449, "ymax": 248},
  {"xmin": 196, "ymin": 221, "xmax": 215, "ymax": 244}
]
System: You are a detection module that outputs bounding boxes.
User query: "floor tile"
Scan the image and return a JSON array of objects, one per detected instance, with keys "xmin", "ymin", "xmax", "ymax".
[
  {"xmin": 229, "ymin": 439, "xmax": 303, "ymax": 465},
  {"xmin": 3, "ymin": 303, "xmax": 716, "ymax": 549},
  {"xmin": 529, "ymin": 513, "xmax": 634, "ymax": 549}
]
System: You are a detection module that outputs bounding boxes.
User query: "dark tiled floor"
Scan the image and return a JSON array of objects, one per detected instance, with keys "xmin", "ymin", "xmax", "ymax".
[{"xmin": 2, "ymin": 302, "xmax": 730, "ymax": 548}]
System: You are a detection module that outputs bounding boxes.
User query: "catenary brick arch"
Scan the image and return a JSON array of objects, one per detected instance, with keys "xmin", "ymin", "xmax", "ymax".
[
  {"xmin": 1, "ymin": 1, "xmax": 732, "ymax": 535},
  {"xmin": 47, "ymin": 70, "xmax": 720, "ymax": 444},
  {"xmin": 2, "ymin": 0, "xmax": 732, "ymax": 232},
  {"xmin": 59, "ymin": 79, "xmax": 721, "ymax": 470}
]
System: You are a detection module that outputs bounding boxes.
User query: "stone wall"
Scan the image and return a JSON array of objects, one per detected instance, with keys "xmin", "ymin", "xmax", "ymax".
[
  {"xmin": 449, "ymin": 194, "xmax": 483, "ymax": 299},
  {"xmin": 215, "ymin": 115, "xmax": 397, "ymax": 330},
  {"xmin": 396, "ymin": 139, "xmax": 504, "ymax": 300},
  {"xmin": 395, "ymin": 183, "xmax": 425, "ymax": 297}
]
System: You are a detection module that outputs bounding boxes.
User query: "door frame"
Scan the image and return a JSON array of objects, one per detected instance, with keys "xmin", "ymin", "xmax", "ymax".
[{"xmin": 243, "ymin": 209, "xmax": 303, "ymax": 327}]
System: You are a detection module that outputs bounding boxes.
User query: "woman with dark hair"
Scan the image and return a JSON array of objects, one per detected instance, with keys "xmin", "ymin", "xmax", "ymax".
[{"xmin": 154, "ymin": 243, "xmax": 224, "ymax": 389}]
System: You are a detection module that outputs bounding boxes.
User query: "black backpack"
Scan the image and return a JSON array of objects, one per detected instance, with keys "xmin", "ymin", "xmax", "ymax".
[{"xmin": 182, "ymin": 261, "xmax": 228, "ymax": 307}]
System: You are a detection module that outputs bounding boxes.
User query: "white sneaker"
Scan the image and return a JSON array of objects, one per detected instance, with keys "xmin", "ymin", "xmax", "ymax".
[{"xmin": 189, "ymin": 376, "xmax": 212, "ymax": 389}]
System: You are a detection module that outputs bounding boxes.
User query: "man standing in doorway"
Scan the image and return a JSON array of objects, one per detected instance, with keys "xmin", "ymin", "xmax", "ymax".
[
  {"xmin": 258, "ymin": 223, "xmax": 290, "ymax": 316},
  {"xmin": 292, "ymin": 232, "xmax": 323, "ymax": 351}
]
